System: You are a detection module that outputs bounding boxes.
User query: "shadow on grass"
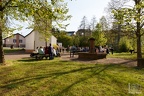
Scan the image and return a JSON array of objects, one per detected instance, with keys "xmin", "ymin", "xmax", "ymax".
[
  {"xmin": 17, "ymin": 57, "xmax": 50, "ymax": 62},
  {"xmin": 1, "ymin": 56, "xmax": 140, "ymax": 95},
  {"xmin": 0, "ymin": 63, "xmax": 120, "ymax": 95},
  {"xmin": 17, "ymin": 58, "xmax": 37, "ymax": 62}
]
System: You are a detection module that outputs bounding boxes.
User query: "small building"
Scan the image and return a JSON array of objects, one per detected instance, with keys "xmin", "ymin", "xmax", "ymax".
[
  {"xmin": 3, "ymin": 33, "xmax": 25, "ymax": 47},
  {"xmin": 25, "ymin": 30, "xmax": 57, "ymax": 53}
]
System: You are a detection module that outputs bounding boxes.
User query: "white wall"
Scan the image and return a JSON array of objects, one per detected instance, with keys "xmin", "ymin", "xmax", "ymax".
[
  {"xmin": 49, "ymin": 35, "xmax": 57, "ymax": 46},
  {"xmin": 25, "ymin": 30, "xmax": 57, "ymax": 51},
  {"xmin": 25, "ymin": 32, "xmax": 34, "ymax": 50},
  {"xmin": 34, "ymin": 31, "xmax": 47, "ymax": 49}
]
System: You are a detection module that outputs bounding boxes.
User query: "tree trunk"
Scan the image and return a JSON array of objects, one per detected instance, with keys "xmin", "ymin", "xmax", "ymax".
[
  {"xmin": 0, "ymin": 23, "xmax": 5, "ymax": 64},
  {"xmin": 0, "ymin": 1, "xmax": 5, "ymax": 64},
  {"xmin": 135, "ymin": 0, "xmax": 143, "ymax": 68},
  {"xmin": 137, "ymin": 26, "xmax": 142, "ymax": 68}
]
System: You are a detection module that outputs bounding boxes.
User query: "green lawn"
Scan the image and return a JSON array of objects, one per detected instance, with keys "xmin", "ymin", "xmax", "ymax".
[
  {"xmin": 0, "ymin": 57, "xmax": 144, "ymax": 96},
  {"xmin": 107, "ymin": 52, "xmax": 144, "ymax": 60},
  {"xmin": 4, "ymin": 48, "xmax": 25, "ymax": 54}
]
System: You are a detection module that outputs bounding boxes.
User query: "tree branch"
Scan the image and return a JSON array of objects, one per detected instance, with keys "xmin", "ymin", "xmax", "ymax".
[
  {"xmin": 140, "ymin": 22, "xmax": 144, "ymax": 29},
  {"xmin": 0, "ymin": 0, "xmax": 12, "ymax": 11}
]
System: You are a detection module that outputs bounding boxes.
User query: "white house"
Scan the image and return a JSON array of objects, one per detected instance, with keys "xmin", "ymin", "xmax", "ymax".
[{"xmin": 25, "ymin": 30, "xmax": 57, "ymax": 53}]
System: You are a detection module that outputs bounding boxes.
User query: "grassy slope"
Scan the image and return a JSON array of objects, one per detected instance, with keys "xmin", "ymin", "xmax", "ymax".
[{"xmin": 0, "ymin": 57, "xmax": 144, "ymax": 96}]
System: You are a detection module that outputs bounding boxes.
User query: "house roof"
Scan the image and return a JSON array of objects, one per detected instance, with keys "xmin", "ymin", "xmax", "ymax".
[
  {"xmin": 3, "ymin": 33, "xmax": 25, "ymax": 40},
  {"xmin": 24, "ymin": 29, "xmax": 34, "ymax": 38},
  {"xmin": 24, "ymin": 30, "xmax": 57, "ymax": 39}
]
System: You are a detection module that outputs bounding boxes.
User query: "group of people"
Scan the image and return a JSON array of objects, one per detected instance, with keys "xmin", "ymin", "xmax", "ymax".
[
  {"xmin": 95, "ymin": 46, "xmax": 114, "ymax": 54},
  {"xmin": 68, "ymin": 45, "xmax": 114, "ymax": 55},
  {"xmin": 34, "ymin": 43, "xmax": 60, "ymax": 60}
]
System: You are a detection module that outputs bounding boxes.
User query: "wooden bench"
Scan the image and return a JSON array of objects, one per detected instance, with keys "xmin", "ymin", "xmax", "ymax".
[{"xmin": 35, "ymin": 54, "xmax": 49, "ymax": 60}]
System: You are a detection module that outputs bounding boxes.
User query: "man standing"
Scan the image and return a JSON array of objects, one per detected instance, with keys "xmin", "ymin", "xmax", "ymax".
[{"xmin": 48, "ymin": 43, "xmax": 54, "ymax": 60}]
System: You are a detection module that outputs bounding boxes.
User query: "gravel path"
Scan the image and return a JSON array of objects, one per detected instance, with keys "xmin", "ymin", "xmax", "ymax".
[{"xmin": 5, "ymin": 53, "xmax": 30, "ymax": 60}]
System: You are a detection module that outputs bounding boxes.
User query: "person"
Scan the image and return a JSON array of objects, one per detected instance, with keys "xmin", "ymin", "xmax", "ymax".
[
  {"xmin": 38, "ymin": 46, "xmax": 44, "ymax": 54},
  {"xmin": 48, "ymin": 43, "xmax": 54, "ymax": 60},
  {"xmin": 106, "ymin": 48, "xmax": 109, "ymax": 54},
  {"xmin": 66, "ymin": 45, "xmax": 70, "ymax": 52},
  {"xmin": 129, "ymin": 49, "xmax": 134, "ymax": 54},
  {"xmin": 30, "ymin": 47, "xmax": 39, "ymax": 57},
  {"xmin": 110, "ymin": 47, "xmax": 114, "ymax": 54},
  {"xmin": 44, "ymin": 46, "xmax": 49, "ymax": 54},
  {"xmin": 53, "ymin": 47, "xmax": 57, "ymax": 56},
  {"xmin": 35, "ymin": 47, "xmax": 39, "ymax": 53}
]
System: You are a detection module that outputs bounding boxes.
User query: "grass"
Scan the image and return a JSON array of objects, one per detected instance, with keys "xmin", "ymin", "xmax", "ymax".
[
  {"xmin": 107, "ymin": 52, "xmax": 144, "ymax": 60},
  {"xmin": 0, "ymin": 57, "xmax": 144, "ymax": 96},
  {"xmin": 4, "ymin": 48, "xmax": 25, "ymax": 54}
]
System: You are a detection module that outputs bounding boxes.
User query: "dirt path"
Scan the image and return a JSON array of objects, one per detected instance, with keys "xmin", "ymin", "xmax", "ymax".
[
  {"xmin": 60, "ymin": 53, "xmax": 137, "ymax": 67},
  {"xmin": 5, "ymin": 52, "xmax": 137, "ymax": 67},
  {"xmin": 5, "ymin": 53, "xmax": 30, "ymax": 60}
]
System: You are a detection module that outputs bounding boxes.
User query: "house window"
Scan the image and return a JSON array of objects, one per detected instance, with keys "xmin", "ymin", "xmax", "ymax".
[
  {"xmin": 19, "ymin": 40, "xmax": 23, "ymax": 43},
  {"xmin": 13, "ymin": 39, "xmax": 16, "ymax": 43}
]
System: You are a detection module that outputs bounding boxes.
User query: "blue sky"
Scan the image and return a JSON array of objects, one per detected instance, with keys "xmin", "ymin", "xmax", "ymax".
[{"xmin": 14, "ymin": 0, "xmax": 111, "ymax": 36}]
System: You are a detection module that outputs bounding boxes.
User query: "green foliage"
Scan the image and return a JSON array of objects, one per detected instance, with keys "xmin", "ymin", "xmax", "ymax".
[
  {"xmin": 72, "ymin": 35, "xmax": 80, "ymax": 46},
  {"xmin": 107, "ymin": 52, "xmax": 137, "ymax": 60},
  {"xmin": 0, "ymin": 0, "xmax": 71, "ymax": 64},
  {"xmin": 79, "ymin": 36, "xmax": 89, "ymax": 47},
  {"xmin": 92, "ymin": 23, "xmax": 107, "ymax": 46},
  {"xmin": 54, "ymin": 31, "xmax": 73, "ymax": 47},
  {"xmin": 1, "ymin": 0, "xmax": 71, "ymax": 38},
  {"xmin": 119, "ymin": 36, "xmax": 132, "ymax": 52},
  {"xmin": 110, "ymin": 0, "xmax": 144, "ymax": 60}
]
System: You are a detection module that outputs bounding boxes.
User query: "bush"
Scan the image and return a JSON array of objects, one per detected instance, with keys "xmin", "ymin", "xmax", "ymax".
[{"xmin": 119, "ymin": 37, "xmax": 131, "ymax": 52}]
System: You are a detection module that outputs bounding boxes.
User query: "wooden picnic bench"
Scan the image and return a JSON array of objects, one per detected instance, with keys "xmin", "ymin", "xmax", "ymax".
[{"xmin": 35, "ymin": 54, "xmax": 49, "ymax": 60}]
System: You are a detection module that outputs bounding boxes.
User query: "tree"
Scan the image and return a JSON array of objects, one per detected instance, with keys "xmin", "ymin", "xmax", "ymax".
[
  {"xmin": 106, "ymin": 0, "xmax": 130, "ymax": 49},
  {"xmin": 92, "ymin": 23, "xmax": 107, "ymax": 46},
  {"xmin": 119, "ymin": 36, "xmax": 132, "ymax": 52},
  {"xmin": 72, "ymin": 35, "xmax": 80, "ymax": 46},
  {"xmin": 112, "ymin": 0, "xmax": 144, "ymax": 67},
  {"xmin": 55, "ymin": 31, "xmax": 73, "ymax": 47},
  {"xmin": 90, "ymin": 16, "xmax": 97, "ymax": 31},
  {"xmin": 99, "ymin": 16, "xmax": 109, "ymax": 31},
  {"xmin": 0, "ymin": 0, "xmax": 70, "ymax": 64},
  {"xmin": 78, "ymin": 16, "xmax": 89, "ymax": 36}
]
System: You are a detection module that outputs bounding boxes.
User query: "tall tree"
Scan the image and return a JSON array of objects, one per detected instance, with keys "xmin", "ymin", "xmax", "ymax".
[
  {"xmin": 90, "ymin": 16, "xmax": 97, "ymax": 31},
  {"xmin": 112, "ymin": 0, "xmax": 144, "ymax": 67},
  {"xmin": 92, "ymin": 23, "xmax": 107, "ymax": 46},
  {"xmin": 99, "ymin": 16, "xmax": 109, "ymax": 31},
  {"xmin": 107, "ymin": 0, "xmax": 129, "ymax": 48},
  {"xmin": 0, "ymin": 0, "xmax": 70, "ymax": 64},
  {"xmin": 78, "ymin": 16, "xmax": 89, "ymax": 36}
]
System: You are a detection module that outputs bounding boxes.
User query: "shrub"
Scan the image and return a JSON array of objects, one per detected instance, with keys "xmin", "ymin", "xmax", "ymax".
[{"xmin": 119, "ymin": 37, "xmax": 131, "ymax": 52}]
